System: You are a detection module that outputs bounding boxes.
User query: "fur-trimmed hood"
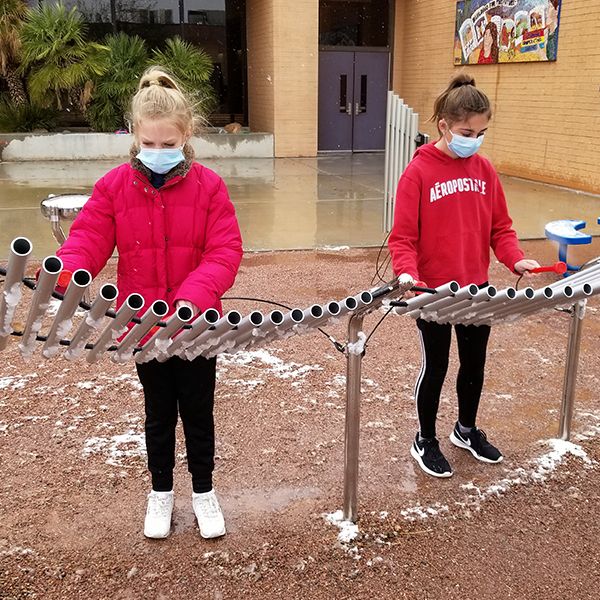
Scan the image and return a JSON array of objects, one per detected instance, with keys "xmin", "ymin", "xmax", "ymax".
[{"xmin": 129, "ymin": 142, "xmax": 196, "ymax": 182}]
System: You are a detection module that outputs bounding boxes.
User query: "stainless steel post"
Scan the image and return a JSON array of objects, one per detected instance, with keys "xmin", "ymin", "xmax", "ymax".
[
  {"xmin": 342, "ymin": 312, "xmax": 365, "ymax": 523},
  {"xmin": 558, "ymin": 299, "xmax": 586, "ymax": 440}
]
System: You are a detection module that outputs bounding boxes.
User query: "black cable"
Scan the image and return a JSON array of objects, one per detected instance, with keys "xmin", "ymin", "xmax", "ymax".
[
  {"xmin": 515, "ymin": 273, "xmax": 524, "ymax": 290},
  {"xmin": 223, "ymin": 295, "xmax": 346, "ymax": 353},
  {"xmin": 371, "ymin": 231, "xmax": 392, "ymax": 286},
  {"xmin": 362, "ymin": 306, "xmax": 394, "ymax": 350}
]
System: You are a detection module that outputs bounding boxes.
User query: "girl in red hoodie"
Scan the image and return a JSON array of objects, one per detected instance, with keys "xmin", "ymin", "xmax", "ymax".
[
  {"xmin": 388, "ymin": 73, "xmax": 538, "ymax": 478},
  {"xmin": 57, "ymin": 67, "xmax": 243, "ymax": 537}
]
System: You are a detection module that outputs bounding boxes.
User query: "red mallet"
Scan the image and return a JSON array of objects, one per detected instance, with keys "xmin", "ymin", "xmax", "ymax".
[{"xmin": 529, "ymin": 262, "xmax": 567, "ymax": 275}]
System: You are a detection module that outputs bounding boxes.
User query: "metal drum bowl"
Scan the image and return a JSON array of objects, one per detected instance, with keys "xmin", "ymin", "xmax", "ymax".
[{"xmin": 40, "ymin": 194, "xmax": 90, "ymax": 222}]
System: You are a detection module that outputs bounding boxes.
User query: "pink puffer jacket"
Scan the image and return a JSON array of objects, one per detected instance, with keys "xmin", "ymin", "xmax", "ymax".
[{"xmin": 57, "ymin": 152, "xmax": 243, "ymax": 316}]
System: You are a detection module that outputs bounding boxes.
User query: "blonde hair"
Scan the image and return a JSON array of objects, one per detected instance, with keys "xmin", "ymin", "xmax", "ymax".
[
  {"xmin": 130, "ymin": 66, "xmax": 198, "ymax": 137},
  {"xmin": 430, "ymin": 72, "xmax": 492, "ymax": 132}
]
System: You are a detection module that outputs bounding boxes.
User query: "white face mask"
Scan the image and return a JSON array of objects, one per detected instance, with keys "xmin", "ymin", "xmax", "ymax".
[
  {"xmin": 445, "ymin": 130, "xmax": 484, "ymax": 158},
  {"xmin": 136, "ymin": 146, "xmax": 185, "ymax": 174}
]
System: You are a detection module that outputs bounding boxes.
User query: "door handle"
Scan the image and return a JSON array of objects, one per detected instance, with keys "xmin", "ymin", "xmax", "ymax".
[
  {"xmin": 355, "ymin": 74, "xmax": 368, "ymax": 115},
  {"xmin": 346, "ymin": 102, "xmax": 352, "ymax": 115}
]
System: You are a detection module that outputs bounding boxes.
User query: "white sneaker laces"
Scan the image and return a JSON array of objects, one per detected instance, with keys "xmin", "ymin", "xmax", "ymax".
[
  {"xmin": 195, "ymin": 495, "xmax": 221, "ymax": 519},
  {"xmin": 148, "ymin": 494, "xmax": 173, "ymax": 518}
]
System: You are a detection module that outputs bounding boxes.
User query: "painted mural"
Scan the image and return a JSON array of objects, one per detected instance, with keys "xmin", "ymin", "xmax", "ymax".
[{"xmin": 454, "ymin": 0, "xmax": 562, "ymax": 64}]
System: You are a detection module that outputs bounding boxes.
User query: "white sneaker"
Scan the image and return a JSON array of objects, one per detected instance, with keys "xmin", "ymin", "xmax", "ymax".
[
  {"xmin": 144, "ymin": 490, "xmax": 174, "ymax": 539},
  {"xmin": 192, "ymin": 489, "xmax": 226, "ymax": 538}
]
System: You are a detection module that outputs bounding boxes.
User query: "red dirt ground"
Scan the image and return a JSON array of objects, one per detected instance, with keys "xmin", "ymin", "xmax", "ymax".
[{"xmin": 1, "ymin": 239, "xmax": 599, "ymax": 599}]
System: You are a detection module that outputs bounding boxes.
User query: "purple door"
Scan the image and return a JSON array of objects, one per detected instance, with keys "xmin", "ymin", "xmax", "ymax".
[
  {"xmin": 352, "ymin": 52, "xmax": 389, "ymax": 151},
  {"xmin": 318, "ymin": 51, "xmax": 389, "ymax": 152},
  {"xmin": 318, "ymin": 52, "xmax": 354, "ymax": 151}
]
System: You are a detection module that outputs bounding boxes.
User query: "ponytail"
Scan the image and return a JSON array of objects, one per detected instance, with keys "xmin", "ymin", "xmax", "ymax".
[
  {"xmin": 430, "ymin": 72, "xmax": 492, "ymax": 131},
  {"xmin": 129, "ymin": 66, "xmax": 199, "ymax": 136}
]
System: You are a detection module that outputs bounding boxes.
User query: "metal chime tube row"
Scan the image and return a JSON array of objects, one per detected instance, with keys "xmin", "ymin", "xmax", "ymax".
[
  {"xmin": 65, "ymin": 283, "xmax": 118, "ymax": 360},
  {"xmin": 42, "ymin": 269, "xmax": 92, "ymax": 358},
  {"xmin": 0, "ymin": 237, "xmax": 33, "ymax": 351},
  {"xmin": 162, "ymin": 308, "xmax": 220, "ymax": 361},
  {"xmin": 135, "ymin": 305, "xmax": 195, "ymax": 364},
  {"xmin": 408, "ymin": 283, "xmax": 479, "ymax": 319},
  {"xmin": 183, "ymin": 310, "xmax": 243, "ymax": 360},
  {"xmin": 500, "ymin": 283, "xmax": 593, "ymax": 324},
  {"xmin": 233, "ymin": 309, "xmax": 285, "ymax": 350},
  {"xmin": 475, "ymin": 286, "xmax": 554, "ymax": 324},
  {"xmin": 112, "ymin": 300, "xmax": 170, "ymax": 363},
  {"xmin": 392, "ymin": 281, "xmax": 460, "ymax": 316},
  {"xmin": 18, "ymin": 256, "xmax": 63, "ymax": 357},
  {"xmin": 458, "ymin": 287, "xmax": 535, "ymax": 325},
  {"xmin": 242, "ymin": 307, "xmax": 304, "ymax": 351},
  {"xmin": 203, "ymin": 310, "xmax": 264, "ymax": 358},
  {"xmin": 446, "ymin": 287, "xmax": 517, "ymax": 324},
  {"xmin": 86, "ymin": 293, "xmax": 145, "ymax": 363},
  {"xmin": 432, "ymin": 286, "xmax": 497, "ymax": 324}
]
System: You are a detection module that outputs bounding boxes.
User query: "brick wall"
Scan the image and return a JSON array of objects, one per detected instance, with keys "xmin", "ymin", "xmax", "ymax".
[
  {"xmin": 247, "ymin": 0, "xmax": 318, "ymax": 157},
  {"xmin": 393, "ymin": 0, "xmax": 600, "ymax": 193}
]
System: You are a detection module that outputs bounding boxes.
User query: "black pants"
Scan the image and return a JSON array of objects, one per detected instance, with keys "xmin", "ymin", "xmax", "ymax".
[
  {"xmin": 136, "ymin": 355, "xmax": 217, "ymax": 494},
  {"xmin": 415, "ymin": 318, "xmax": 491, "ymax": 439}
]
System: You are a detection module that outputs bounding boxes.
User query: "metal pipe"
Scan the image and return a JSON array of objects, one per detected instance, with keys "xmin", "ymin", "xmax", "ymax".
[
  {"xmin": 432, "ymin": 286, "xmax": 497, "ymax": 324},
  {"xmin": 184, "ymin": 310, "xmax": 243, "ymax": 359},
  {"xmin": 112, "ymin": 300, "xmax": 169, "ymax": 363},
  {"xmin": 447, "ymin": 287, "xmax": 516, "ymax": 324},
  {"xmin": 342, "ymin": 312, "xmax": 364, "ymax": 523},
  {"xmin": 135, "ymin": 305, "xmax": 194, "ymax": 363},
  {"xmin": 164, "ymin": 308, "xmax": 220, "ymax": 360},
  {"xmin": 558, "ymin": 300, "xmax": 586, "ymax": 440},
  {"xmin": 204, "ymin": 311, "xmax": 264, "ymax": 357},
  {"xmin": 86, "ymin": 293, "xmax": 145, "ymax": 363},
  {"xmin": 18, "ymin": 256, "xmax": 63, "ymax": 357},
  {"xmin": 407, "ymin": 283, "xmax": 478, "ymax": 319},
  {"xmin": 220, "ymin": 309, "xmax": 284, "ymax": 354},
  {"xmin": 42, "ymin": 268, "xmax": 92, "ymax": 358},
  {"xmin": 392, "ymin": 281, "xmax": 460, "ymax": 315},
  {"xmin": 464, "ymin": 287, "xmax": 535, "ymax": 326},
  {"xmin": 65, "ymin": 283, "xmax": 118, "ymax": 360},
  {"xmin": 0, "ymin": 237, "xmax": 32, "ymax": 350}
]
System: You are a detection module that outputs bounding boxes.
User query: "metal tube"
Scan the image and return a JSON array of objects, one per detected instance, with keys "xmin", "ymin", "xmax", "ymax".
[
  {"xmin": 448, "ymin": 287, "xmax": 516, "ymax": 324},
  {"xmin": 558, "ymin": 300, "xmax": 586, "ymax": 440},
  {"xmin": 86, "ymin": 293, "xmax": 145, "ymax": 363},
  {"xmin": 393, "ymin": 281, "xmax": 460, "ymax": 316},
  {"xmin": 408, "ymin": 283, "xmax": 478, "ymax": 319},
  {"xmin": 220, "ymin": 309, "xmax": 284, "ymax": 354},
  {"xmin": 112, "ymin": 300, "xmax": 169, "ymax": 363},
  {"xmin": 465, "ymin": 287, "xmax": 535, "ymax": 326},
  {"xmin": 204, "ymin": 311, "xmax": 264, "ymax": 357},
  {"xmin": 135, "ymin": 305, "xmax": 194, "ymax": 363},
  {"xmin": 184, "ymin": 310, "xmax": 243, "ymax": 359},
  {"xmin": 165, "ymin": 308, "xmax": 220, "ymax": 360},
  {"xmin": 432, "ymin": 286, "xmax": 497, "ymax": 324},
  {"xmin": 342, "ymin": 312, "xmax": 364, "ymax": 523},
  {"xmin": 65, "ymin": 283, "xmax": 118, "ymax": 360},
  {"xmin": 0, "ymin": 237, "xmax": 33, "ymax": 350},
  {"xmin": 42, "ymin": 269, "xmax": 92, "ymax": 358},
  {"xmin": 18, "ymin": 256, "xmax": 63, "ymax": 357}
]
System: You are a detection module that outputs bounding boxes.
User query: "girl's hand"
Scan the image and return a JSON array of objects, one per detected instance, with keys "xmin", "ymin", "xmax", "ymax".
[
  {"xmin": 175, "ymin": 299, "xmax": 199, "ymax": 317},
  {"xmin": 514, "ymin": 259, "xmax": 541, "ymax": 275}
]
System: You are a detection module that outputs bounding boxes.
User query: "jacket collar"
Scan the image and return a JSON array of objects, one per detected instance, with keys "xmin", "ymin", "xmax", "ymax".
[{"xmin": 129, "ymin": 142, "xmax": 195, "ymax": 183}]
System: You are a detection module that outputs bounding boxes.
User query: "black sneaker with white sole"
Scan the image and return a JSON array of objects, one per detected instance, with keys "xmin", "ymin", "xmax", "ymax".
[
  {"xmin": 410, "ymin": 433, "xmax": 453, "ymax": 478},
  {"xmin": 449, "ymin": 422, "xmax": 503, "ymax": 463}
]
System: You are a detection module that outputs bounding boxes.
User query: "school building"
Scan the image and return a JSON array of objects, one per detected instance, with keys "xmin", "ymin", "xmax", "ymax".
[
  {"xmin": 36, "ymin": 1, "xmax": 599, "ymax": 193},
  {"xmin": 246, "ymin": 0, "xmax": 599, "ymax": 194}
]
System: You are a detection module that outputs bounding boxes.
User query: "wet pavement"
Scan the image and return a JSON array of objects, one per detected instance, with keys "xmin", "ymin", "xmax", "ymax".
[{"xmin": 1, "ymin": 154, "xmax": 599, "ymax": 258}]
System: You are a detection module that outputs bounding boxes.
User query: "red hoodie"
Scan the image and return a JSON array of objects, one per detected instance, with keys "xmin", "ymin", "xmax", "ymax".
[{"xmin": 388, "ymin": 142, "xmax": 524, "ymax": 288}]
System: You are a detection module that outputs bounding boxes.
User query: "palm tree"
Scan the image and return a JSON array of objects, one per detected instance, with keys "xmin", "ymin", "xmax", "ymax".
[
  {"xmin": 87, "ymin": 32, "xmax": 149, "ymax": 132},
  {"xmin": 0, "ymin": 0, "xmax": 28, "ymax": 105},
  {"xmin": 18, "ymin": 2, "xmax": 109, "ymax": 110},
  {"xmin": 151, "ymin": 36, "xmax": 217, "ymax": 121}
]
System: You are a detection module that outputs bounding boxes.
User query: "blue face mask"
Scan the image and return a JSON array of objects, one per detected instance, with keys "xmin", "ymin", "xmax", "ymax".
[
  {"xmin": 447, "ymin": 131, "xmax": 484, "ymax": 158},
  {"xmin": 136, "ymin": 146, "xmax": 185, "ymax": 174}
]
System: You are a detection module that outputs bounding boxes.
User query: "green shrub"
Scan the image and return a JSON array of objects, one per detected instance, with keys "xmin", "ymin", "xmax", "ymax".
[{"xmin": 0, "ymin": 98, "xmax": 58, "ymax": 132}]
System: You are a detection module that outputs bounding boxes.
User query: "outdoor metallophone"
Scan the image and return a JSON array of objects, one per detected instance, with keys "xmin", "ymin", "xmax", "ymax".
[{"xmin": 1, "ymin": 236, "xmax": 599, "ymax": 363}]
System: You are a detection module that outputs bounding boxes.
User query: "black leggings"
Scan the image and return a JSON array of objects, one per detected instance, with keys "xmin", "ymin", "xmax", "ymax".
[
  {"xmin": 415, "ymin": 318, "xmax": 491, "ymax": 439},
  {"xmin": 136, "ymin": 355, "xmax": 217, "ymax": 494}
]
